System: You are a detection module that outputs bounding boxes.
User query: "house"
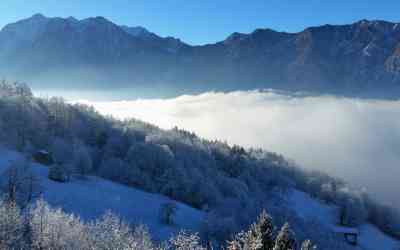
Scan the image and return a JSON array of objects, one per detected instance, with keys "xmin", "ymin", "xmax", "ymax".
[
  {"xmin": 332, "ymin": 225, "xmax": 359, "ymax": 246},
  {"xmin": 33, "ymin": 150, "xmax": 54, "ymax": 166}
]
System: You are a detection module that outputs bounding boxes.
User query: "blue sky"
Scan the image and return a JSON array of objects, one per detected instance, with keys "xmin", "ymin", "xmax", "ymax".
[{"xmin": 1, "ymin": 0, "xmax": 399, "ymax": 45}]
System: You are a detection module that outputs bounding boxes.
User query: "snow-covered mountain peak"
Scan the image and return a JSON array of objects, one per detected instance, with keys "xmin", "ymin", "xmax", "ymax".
[{"xmin": 120, "ymin": 25, "xmax": 160, "ymax": 40}]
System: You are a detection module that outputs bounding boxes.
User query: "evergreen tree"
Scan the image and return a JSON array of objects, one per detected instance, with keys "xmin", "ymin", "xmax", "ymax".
[
  {"xmin": 300, "ymin": 240, "xmax": 316, "ymax": 250},
  {"xmin": 227, "ymin": 227, "xmax": 264, "ymax": 250},
  {"xmin": 273, "ymin": 223, "xmax": 296, "ymax": 250},
  {"xmin": 249, "ymin": 210, "xmax": 274, "ymax": 250}
]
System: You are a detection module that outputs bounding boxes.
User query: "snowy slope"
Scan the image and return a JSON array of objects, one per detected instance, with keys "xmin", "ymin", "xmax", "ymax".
[
  {"xmin": 0, "ymin": 146, "xmax": 398, "ymax": 248},
  {"xmin": 0, "ymin": 147, "xmax": 205, "ymax": 241},
  {"xmin": 286, "ymin": 190, "xmax": 399, "ymax": 250},
  {"xmin": 0, "ymin": 148, "xmax": 20, "ymax": 175}
]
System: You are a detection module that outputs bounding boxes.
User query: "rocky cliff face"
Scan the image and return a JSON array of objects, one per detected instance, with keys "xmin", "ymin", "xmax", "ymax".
[{"xmin": 1, "ymin": 14, "xmax": 400, "ymax": 97}]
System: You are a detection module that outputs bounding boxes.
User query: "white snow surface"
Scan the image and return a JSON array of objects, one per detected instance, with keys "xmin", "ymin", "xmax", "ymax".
[
  {"xmin": 0, "ymin": 146, "xmax": 204, "ymax": 241},
  {"xmin": 287, "ymin": 190, "xmax": 399, "ymax": 250}
]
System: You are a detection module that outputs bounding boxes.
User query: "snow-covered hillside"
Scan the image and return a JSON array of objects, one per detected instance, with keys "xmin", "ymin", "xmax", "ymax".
[
  {"xmin": 0, "ymin": 146, "xmax": 204, "ymax": 241},
  {"xmin": 287, "ymin": 190, "xmax": 399, "ymax": 250},
  {"xmin": 0, "ymin": 145, "xmax": 398, "ymax": 249}
]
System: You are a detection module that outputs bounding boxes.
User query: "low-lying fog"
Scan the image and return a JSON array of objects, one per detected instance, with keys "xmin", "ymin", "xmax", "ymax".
[{"xmin": 77, "ymin": 90, "xmax": 400, "ymax": 208}]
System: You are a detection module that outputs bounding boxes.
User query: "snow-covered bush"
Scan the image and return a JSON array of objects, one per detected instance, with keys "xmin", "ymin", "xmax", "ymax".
[
  {"xmin": 159, "ymin": 202, "xmax": 178, "ymax": 225},
  {"xmin": 48, "ymin": 164, "xmax": 69, "ymax": 182},
  {"xmin": 169, "ymin": 231, "xmax": 206, "ymax": 250}
]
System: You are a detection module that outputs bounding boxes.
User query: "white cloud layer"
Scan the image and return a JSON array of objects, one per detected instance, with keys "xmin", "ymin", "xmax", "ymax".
[{"xmin": 78, "ymin": 90, "xmax": 400, "ymax": 208}]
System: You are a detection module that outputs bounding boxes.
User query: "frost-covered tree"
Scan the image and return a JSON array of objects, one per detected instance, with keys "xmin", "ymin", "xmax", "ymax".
[
  {"xmin": 88, "ymin": 211, "xmax": 136, "ymax": 250},
  {"xmin": 227, "ymin": 210, "xmax": 274, "ymax": 250},
  {"xmin": 98, "ymin": 157, "xmax": 131, "ymax": 184},
  {"xmin": 132, "ymin": 224, "xmax": 155, "ymax": 250},
  {"xmin": 51, "ymin": 137, "xmax": 74, "ymax": 165},
  {"xmin": 0, "ymin": 158, "xmax": 41, "ymax": 207},
  {"xmin": 250, "ymin": 210, "xmax": 274, "ymax": 250},
  {"xmin": 300, "ymin": 240, "xmax": 316, "ymax": 250},
  {"xmin": 169, "ymin": 231, "xmax": 206, "ymax": 250},
  {"xmin": 29, "ymin": 199, "xmax": 88, "ymax": 250},
  {"xmin": 273, "ymin": 223, "xmax": 296, "ymax": 250},
  {"xmin": 338, "ymin": 190, "xmax": 368, "ymax": 227},
  {"xmin": 73, "ymin": 142, "xmax": 93, "ymax": 177},
  {"xmin": 227, "ymin": 230, "xmax": 263, "ymax": 250},
  {"xmin": 0, "ymin": 200, "xmax": 23, "ymax": 249}
]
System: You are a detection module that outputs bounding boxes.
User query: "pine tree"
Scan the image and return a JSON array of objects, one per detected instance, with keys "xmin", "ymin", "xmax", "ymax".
[
  {"xmin": 250, "ymin": 210, "xmax": 274, "ymax": 250},
  {"xmin": 273, "ymin": 223, "xmax": 296, "ymax": 250},
  {"xmin": 227, "ymin": 210, "xmax": 274, "ymax": 250},
  {"xmin": 301, "ymin": 240, "xmax": 316, "ymax": 250}
]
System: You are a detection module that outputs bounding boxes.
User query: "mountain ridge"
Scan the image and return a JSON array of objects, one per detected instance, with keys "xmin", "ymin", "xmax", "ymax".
[
  {"xmin": 3, "ymin": 14, "xmax": 400, "ymax": 46},
  {"xmin": 1, "ymin": 14, "xmax": 400, "ymax": 98}
]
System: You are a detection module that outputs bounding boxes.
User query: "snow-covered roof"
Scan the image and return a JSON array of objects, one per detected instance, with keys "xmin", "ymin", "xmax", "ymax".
[{"xmin": 332, "ymin": 225, "xmax": 359, "ymax": 235}]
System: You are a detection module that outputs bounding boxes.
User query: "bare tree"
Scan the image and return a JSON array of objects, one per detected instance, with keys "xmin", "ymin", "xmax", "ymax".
[{"xmin": 0, "ymin": 158, "xmax": 41, "ymax": 208}]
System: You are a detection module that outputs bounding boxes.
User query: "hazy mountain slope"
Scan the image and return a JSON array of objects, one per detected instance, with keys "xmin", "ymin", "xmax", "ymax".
[
  {"xmin": 178, "ymin": 20, "xmax": 400, "ymax": 96},
  {"xmin": 1, "ymin": 15, "xmax": 400, "ymax": 97},
  {"xmin": 0, "ymin": 14, "xmax": 184, "ymax": 89}
]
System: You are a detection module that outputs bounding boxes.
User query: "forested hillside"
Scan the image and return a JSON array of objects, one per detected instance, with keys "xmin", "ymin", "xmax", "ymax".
[{"xmin": 0, "ymin": 81, "xmax": 399, "ymax": 249}]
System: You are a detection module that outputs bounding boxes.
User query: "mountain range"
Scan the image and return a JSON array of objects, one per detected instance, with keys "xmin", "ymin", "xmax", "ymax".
[{"xmin": 1, "ymin": 14, "xmax": 400, "ymax": 97}]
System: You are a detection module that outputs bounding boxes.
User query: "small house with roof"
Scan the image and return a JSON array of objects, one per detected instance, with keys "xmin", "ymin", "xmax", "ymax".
[
  {"xmin": 33, "ymin": 150, "xmax": 54, "ymax": 166},
  {"xmin": 332, "ymin": 225, "xmax": 359, "ymax": 245}
]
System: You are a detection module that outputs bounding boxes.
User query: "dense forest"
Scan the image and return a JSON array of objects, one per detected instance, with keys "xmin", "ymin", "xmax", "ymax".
[{"xmin": 0, "ymin": 81, "xmax": 399, "ymax": 249}]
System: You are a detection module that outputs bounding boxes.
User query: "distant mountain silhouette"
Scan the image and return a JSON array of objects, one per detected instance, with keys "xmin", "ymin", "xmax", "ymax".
[{"xmin": 1, "ymin": 14, "xmax": 400, "ymax": 98}]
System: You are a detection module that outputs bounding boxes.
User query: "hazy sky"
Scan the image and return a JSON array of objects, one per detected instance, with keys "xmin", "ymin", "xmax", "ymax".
[{"xmin": 1, "ymin": 0, "xmax": 400, "ymax": 45}]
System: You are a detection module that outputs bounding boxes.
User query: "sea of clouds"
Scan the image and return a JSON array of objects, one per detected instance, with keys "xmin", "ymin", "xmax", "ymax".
[{"xmin": 78, "ymin": 90, "xmax": 400, "ymax": 208}]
